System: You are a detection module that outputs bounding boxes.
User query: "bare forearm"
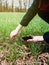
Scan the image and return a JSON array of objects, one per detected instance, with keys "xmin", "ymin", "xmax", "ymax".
[
  {"xmin": 15, "ymin": 24, "xmax": 23, "ymax": 32},
  {"xmin": 33, "ymin": 36, "xmax": 44, "ymax": 42}
]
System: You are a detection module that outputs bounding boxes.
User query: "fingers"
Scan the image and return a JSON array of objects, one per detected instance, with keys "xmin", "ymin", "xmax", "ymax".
[
  {"xmin": 10, "ymin": 29, "xmax": 18, "ymax": 39},
  {"xmin": 27, "ymin": 39, "xmax": 37, "ymax": 42},
  {"xmin": 10, "ymin": 34, "xmax": 15, "ymax": 39},
  {"xmin": 27, "ymin": 39, "xmax": 32, "ymax": 42},
  {"xmin": 10, "ymin": 31, "xmax": 16, "ymax": 39}
]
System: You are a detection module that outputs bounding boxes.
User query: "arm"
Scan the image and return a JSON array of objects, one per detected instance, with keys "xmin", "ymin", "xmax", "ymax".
[
  {"xmin": 20, "ymin": 0, "xmax": 38, "ymax": 26},
  {"xmin": 10, "ymin": 0, "xmax": 38, "ymax": 39},
  {"xmin": 26, "ymin": 32, "xmax": 49, "ymax": 43}
]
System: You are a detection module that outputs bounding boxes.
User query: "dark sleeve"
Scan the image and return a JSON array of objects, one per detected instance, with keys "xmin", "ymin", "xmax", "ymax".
[
  {"xmin": 43, "ymin": 32, "xmax": 49, "ymax": 43},
  {"xmin": 20, "ymin": 0, "xmax": 38, "ymax": 26}
]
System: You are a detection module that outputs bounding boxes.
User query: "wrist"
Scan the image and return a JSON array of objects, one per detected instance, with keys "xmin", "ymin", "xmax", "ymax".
[
  {"xmin": 15, "ymin": 24, "xmax": 23, "ymax": 32},
  {"xmin": 33, "ymin": 36, "xmax": 44, "ymax": 42}
]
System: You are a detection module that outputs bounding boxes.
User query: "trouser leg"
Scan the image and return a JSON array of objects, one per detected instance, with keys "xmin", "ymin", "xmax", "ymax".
[{"xmin": 43, "ymin": 32, "xmax": 49, "ymax": 43}]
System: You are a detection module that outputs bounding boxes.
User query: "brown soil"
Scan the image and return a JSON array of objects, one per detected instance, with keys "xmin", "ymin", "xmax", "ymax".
[{"xmin": 0, "ymin": 44, "xmax": 49, "ymax": 65}]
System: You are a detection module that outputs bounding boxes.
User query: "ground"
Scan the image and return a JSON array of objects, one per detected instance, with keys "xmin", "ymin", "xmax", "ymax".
[
  {"xmin": 0, "ymin": 12, "xmax": 49, "ymax": 65},
  {"xmin": 0, "ymin": 44, "xmax": 49, "ymax": 65}
]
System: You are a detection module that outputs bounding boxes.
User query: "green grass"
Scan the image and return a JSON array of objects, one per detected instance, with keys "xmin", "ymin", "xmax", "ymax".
[{"xmin": 0, "ymin": 12, "xmax": 49, "ymax": 61}]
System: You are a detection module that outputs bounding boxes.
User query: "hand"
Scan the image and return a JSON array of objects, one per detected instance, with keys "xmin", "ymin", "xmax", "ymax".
[
  {"xmin": 10, "ymin": 24, "xmax": 23, "ymax": 39},
  {"xmin": 10, "ymin": 29, "xmax": 19, "ymax": 39},
  {"xmin": 27, "ymin": 36, "xmax": 44, "ymax": 42}
]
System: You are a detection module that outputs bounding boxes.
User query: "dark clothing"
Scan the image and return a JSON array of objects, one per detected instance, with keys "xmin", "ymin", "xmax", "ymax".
[
  {"xmin": 38, "ymin": 11, "xmax": 49, "ymax": 24},
  {"xmin": 43, "ymin": 32, "xmax": 49, "ymax": 43},
  {"xmin": 38, "ymin": 0, "xmax": 49, "ymax": 11},
  {"xmin": 20, "ymin": 0, "xmax": 49, "ymax": 43},
  {"xmin": 20, "ymin": 0, "xmax": 49, "ymax": 26},
  {"xmin": 20, "ymin": 0, "xmax": 38, "ymax": 26}
]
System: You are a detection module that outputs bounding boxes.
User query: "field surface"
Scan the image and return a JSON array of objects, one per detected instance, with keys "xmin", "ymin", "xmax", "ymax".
[{"xmin": 0, "ymin": 12, "xmax": 49, "ymax": 65}]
